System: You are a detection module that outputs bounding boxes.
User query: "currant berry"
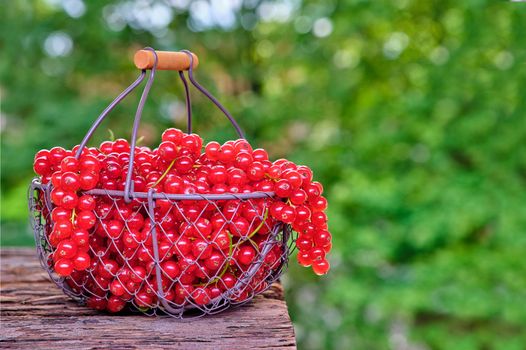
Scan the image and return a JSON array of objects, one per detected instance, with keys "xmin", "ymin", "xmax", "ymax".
[
  {"xmin": 218, "ymin": 144, "xmax": 235, "ymax": 164},
  {"xmin": 77, "ymin": 195, "xmax": 96, "ymax": 211},
  {"xmin": 162, "ymin": 128, "xmax": 184, "ymax": 144},
  {"xmin": 54, "ymin": 258, "xmax": 74, "ymax": 276},
  {"xmin": 312, "ymin": 259, "xmax": 330, "ymax": 275},
  {"xmin": 278, "ymin": 205, "xmax": 296, "ymax": 224},
  {"xmin": 98, "ymin": 259, "xmax": 119, "ymax": 279},
  {"xmin": 296, "ymin": 236, "xmax": 313, "ymax": 252},
  {"xmin": 52, "ymin": 220, "xmax": 73, "ymax": 240},
  {"xmin": 79, "ymin": 154, "xmax": 101, "ymax": 172},
  {"xmin": 175, "ymin": 155, "xmax": 194, "ymax": 174},
  {"xmin": 182, "ymin": 133, "xmax": 202, "ymax": 154},
  {"xmin": 204, "ymin": 251, "xmax": 226, "ymax": 271},
  {"xmin": 76, "ymin": 210, "xmax": 97, "ymax": 230},
  {"xmin": 309, "ymin": 247, "xmax": 326, "ymax": 262},
  {"xmin": 71, "ymin": 229, "xmax": 90, "ymax": 247},
  {"xmin": 107, "ymin": 295, "xmax": 126, "ymax": 313},
  {"xmin": 158, "ymin": 141, "xmax": 179, "ymax": 162},
  {"xmin": 310, "ymin": 196, "xmax": 328, "ymax": 211},
  {"xmin": 290, "ymin": 189, "xmax": 307, "ymax": 205},
  {"xmin": 234, "ymin": 151, "xmax": 253, "ymax": 169},
  {"xmin": 219, "ymin": 273, "xmax": 236, "ymax": 290},
  {"xmin": 113, "ymin": 139, "xmax": 130, "ymax": 153},
  {"xmin": 130, "ymin": 266, "xmax": 147, "ymax": 283},
  {"xmin": 252, "ymin": 148, "xmax": 269, "ymax": 162},
  {"xmin": 61, "ymin": 191, "xmax": 78, "ymax": 210},
  {"xmin": 247, "ymin": 162, "xmax": 265, "ymax": 181},
  {"xmin": 104, "ymin": 220, "xmax": 124, "ymax": 239},
  {"xmin": 87, "ymin": 296, "xmax": 108, "ymax": 310},
  {"xmin": 134, "ymin": 291, "xmax": 153, "ymax": 308},
  {"xmin": 51, "ymin": 207, "xmax": 72, "ymax": 222},
  {"xmin": 110, "ymin": 279, "xmax": 126, "ymax": 296},
  {"xmin": 173, "ymin": 235, "xmax": 192, "ymax": 256},
  {"xmin": 296, "ymin": 165, "xmax": 313, "ymax": 183},
  {"xmin": 56, "ymin": 240, "xmax": 77, "ymax": 259},
  {"xmin": 297, "ymin": 251, "xmax": 312, "ymax": 267},
  {"xmin": 161, "ymin": 261, "xmax": 180, "ymax": 279},
  {"xmin": 304, "ymin": 182, "xmax": 322, "ymax": 199},
  {"xmin": 33, "ymin": 157, "xmax": 52, "ymax": 176},
  {"xmin": 311, "ymin": 211, "xmax": 328, "ymax": 227},
  {"xmin": 205, "ymin": 141, "xmax": 221, "ymax": 160},
  {"xmin": 49, "ymin": 146, "xmax": 67, "ymax": 165},
  {"xmin": 50, "ymin": 188, "xmax": 65, "ymax": 206},
  {"xmin": 73, "ymin": 252, "xmax": 91, "ymax": 270},
  {"xmin": 227, "ymin": 168, "xmax": 247, "ymax": 186},
  {"xmin": 237, "ymin": 246, "xmax": 256, "ymax": 265},
  {"xmin": 314, "ymin": 230, "xmax": 332, "ymax": 247},
  {"xmin": 191, "ymin": 287, "xmax": 211, "ymax": 305},
  {"xmin": 79, "ymin": 172, "xmax": 99, "ymax": 190},
  {"xmin": 60, "ymin": 156, "xmax": 79, "ymax": 172},
  {"xmin": 212, "ymin": 230, "xmax": 230, "ymax": 251},
  {"xmin": 274, "ymin": 179, "xmax": 292, "ymax": 198},
  {"xmin": 281, "ymin": 169, "xmax": 300, "ymax": 186},
  {"xmin": 294, "ymin": 205, "xmax": 311, "ymax": 221},
  {"xmin": 229, "ymin": 217, "xmax": 250, "ymax": 237},
  {"xmin": 208, "ymin": 165, "xmax": 227, "ymax": 184},
  {"xmin": 192, "ymin": 239, "xmax": 212, "ymax": 259}
]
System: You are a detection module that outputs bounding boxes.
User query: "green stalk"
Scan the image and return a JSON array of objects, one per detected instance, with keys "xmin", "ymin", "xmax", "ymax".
[
  {"xmin": 150, "ymin": 159, "xmax": 176, "ymax": 189},
  {"xmin": 70, "ymin": 209, "xmax": 76, "ymax": 224},
  {"xmin": 247, "ymin": 208, "xmax": 269, "ymax": 239}
]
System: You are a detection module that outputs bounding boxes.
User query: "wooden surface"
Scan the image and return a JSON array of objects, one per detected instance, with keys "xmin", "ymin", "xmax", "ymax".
[{"xmin": 0, "ymin": 248, "xmax": 296, "ymax": 349}]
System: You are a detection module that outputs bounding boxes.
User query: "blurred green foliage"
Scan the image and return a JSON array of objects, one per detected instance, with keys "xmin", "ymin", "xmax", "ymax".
[{"xmin": 2, "ymin": 0, "xmax": 526, "ymax": 349}]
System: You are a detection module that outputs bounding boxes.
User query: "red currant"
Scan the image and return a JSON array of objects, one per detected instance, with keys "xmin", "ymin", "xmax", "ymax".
[
  {"xmin": 107, "ymin": 295, "xmax": 126, "ymax": 313},
  {"xmin": 162, "ymin": 128, "xmax": 184, "ymax": 144},
  {"xmin": 312, "ymin": 259, "xmax": 330, "ymax": 275},
  {"xmin": 158, "ymin": 141, "xmax": 179, "ymax": 162},
  {"xmin": 237, "ymin": 246, "xmax": 256, "ymax": 265},
  {"xmin": 54, "ymin": 258, "xmax": 74, "ymax": 276},
  {"xmin": 73, "ymin": 252, "xmax": 91, "ymax": 270},
  {"xmin": 56, "ymin": 240, "xmax": 77, "ymax": 259},
  {"xmin": 76, "ymin": 210, "xmax": 97, "ymax": 230}
]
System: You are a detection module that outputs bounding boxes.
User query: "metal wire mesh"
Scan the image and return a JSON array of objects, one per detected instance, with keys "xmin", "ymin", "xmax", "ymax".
[
  {"xmin": 29, "ymin": 179, "xmax": 294, "ymax": 317},
  {"xmin": 28, "ymin": 48, "xmax": 296, "ymax": 317}
]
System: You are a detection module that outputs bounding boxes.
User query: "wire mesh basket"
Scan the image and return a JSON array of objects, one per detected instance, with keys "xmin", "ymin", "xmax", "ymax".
[{"xmin": 28, "ymin": 48, "xmax": 295, "ymax": 317}]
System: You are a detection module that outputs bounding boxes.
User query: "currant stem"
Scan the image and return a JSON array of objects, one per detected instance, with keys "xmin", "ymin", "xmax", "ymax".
[
  {"xmin": 70, "ymin": 208, "xmax": 76, "ymax": 224},
  {"xmin": 150, "ymin": 159, "xmax": 176, "ymax": 188},
  {"xmin": 247, "ymin": 208, "xmax": 269, "ymax": 239}
]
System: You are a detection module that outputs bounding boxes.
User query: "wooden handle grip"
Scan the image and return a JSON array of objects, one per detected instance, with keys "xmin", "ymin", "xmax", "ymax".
[{"xmin": 134, "ymin": 50, "xmax": 199, "ymax": 71}]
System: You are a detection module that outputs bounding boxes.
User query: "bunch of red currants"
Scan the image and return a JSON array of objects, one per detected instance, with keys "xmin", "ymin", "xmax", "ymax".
[{"xmin": 32, "ymin": 128, "xmax": 331, "ymax": 313}]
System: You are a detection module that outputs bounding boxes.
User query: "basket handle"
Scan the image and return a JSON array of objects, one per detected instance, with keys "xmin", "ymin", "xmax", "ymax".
[
  {"xmin": 134, "ymin": 50, "xmax": 199, "ymax": 71},
  {"xmin": 178, "ymin": 50, "xmax": 245, "ymax": 139},
  {"xmin": 75, "ymin": 47, "xmax": 246, "ymax": 202}
]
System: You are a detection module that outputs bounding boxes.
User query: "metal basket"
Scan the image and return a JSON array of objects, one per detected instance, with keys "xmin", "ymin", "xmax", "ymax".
[{"xmin": 28, "ymin": 48, "xmax": 294, "ymax": 318}]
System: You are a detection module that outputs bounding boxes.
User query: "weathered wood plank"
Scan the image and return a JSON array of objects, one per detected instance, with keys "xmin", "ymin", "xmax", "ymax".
[{"xmin": 0, "ymin": 248, "xmax": 296, "ymax": 349}]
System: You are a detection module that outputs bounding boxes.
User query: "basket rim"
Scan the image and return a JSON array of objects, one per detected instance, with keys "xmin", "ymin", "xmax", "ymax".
[{"xmin": 31, "ymin": 178, "xmax": 276, "ymax": 201}]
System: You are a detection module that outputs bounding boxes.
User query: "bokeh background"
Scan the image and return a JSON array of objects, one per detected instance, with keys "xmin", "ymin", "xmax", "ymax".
[{"xmin": 2, "ymin": 1, "xmax": 526, "ymax": 349}]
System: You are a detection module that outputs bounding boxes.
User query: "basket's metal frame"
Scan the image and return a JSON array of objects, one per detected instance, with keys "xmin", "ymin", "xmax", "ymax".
[{"xmin": 29, "ymin": 47, "xmax": 295, "ymax": 318}]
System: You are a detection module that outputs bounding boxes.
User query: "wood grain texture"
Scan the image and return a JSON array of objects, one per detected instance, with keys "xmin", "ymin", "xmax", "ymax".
[{"xmin": 0, "ymin": 248, "xmax": 296, "ymax": 349}]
